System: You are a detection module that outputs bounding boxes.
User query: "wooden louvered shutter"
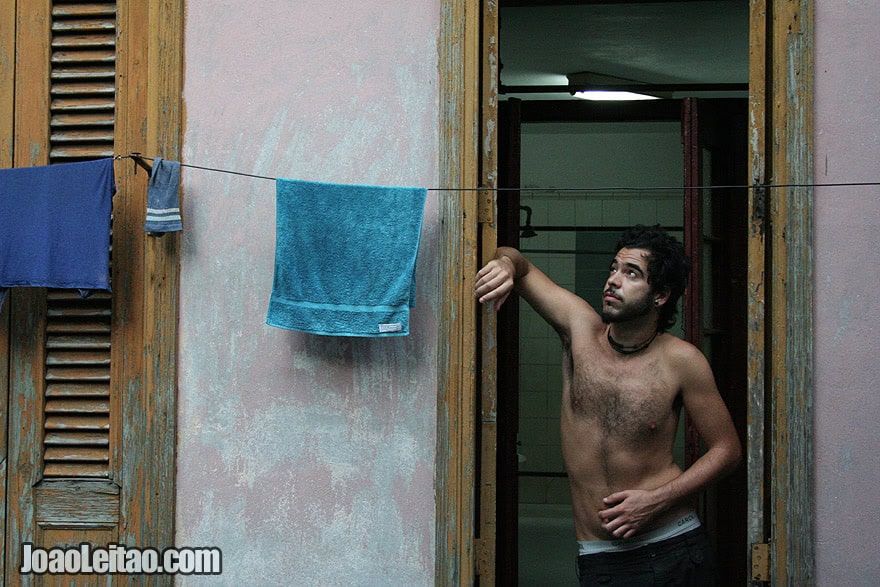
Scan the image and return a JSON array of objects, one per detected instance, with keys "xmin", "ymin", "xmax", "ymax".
[
  {"xmin": 2, "ymin": 1, "xmax": 182, "ymax": 582},
  {"xmin": 43, "ymin": 289, "xmax": 113, "ymax": 479},
  {"xmin": 50, "ymin": 1, "xmax": 117, "ymax": 163},
  {"xmin": 43, "ymin": 0, "xmax": 117, "ymax": 480},
  {"xmin": 4, "ymin": 3, "xmax": 122, "ymax": 580}
]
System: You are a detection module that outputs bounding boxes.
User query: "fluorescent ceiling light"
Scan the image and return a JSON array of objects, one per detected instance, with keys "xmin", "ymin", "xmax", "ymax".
[
  {"xmin": 573, "ymin": 90, "xmax": 661, "ymax": 101},
  {"xmin": 568, "ymin": 71, "xmax": 664, "ymax": 101}
]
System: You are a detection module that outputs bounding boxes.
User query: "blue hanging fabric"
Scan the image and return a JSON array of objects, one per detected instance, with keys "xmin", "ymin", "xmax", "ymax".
[
  {"xmin": 267, "ymin": 178, "xmax": 427, "ymax": 337},
  {"xmin": 144, "ymin": 157, "xmax": 183, "ymax": 233},
  {"xmin": 0, "ymin": 158, "xmax": 115, "ymax": 309}
]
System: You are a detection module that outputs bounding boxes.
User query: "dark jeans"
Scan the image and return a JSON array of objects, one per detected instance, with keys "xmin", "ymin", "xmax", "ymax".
[{"xmin": 576, "ymin": 526, "xmax": 717, "ymax": 587}]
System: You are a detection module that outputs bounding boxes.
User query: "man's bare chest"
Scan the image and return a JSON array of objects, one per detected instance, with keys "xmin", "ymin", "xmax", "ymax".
[{"xmin": 566, "ymin": 345, "xmax": 680, "ymax": 441}]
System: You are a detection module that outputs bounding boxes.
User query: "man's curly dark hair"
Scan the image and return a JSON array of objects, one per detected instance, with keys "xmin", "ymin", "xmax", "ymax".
[{"xmin": 615, "ymin": 224, "xmax": 691, "ymax": 332}]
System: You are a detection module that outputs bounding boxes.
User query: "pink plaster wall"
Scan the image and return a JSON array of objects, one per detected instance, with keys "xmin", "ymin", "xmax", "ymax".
[
  {"xmin": 814, "ymin": 3, "xmax": 880, "ymax": 584},
  {"xmin": 176, "ymin": 1, "xmax": 440, "ymax": 584}
]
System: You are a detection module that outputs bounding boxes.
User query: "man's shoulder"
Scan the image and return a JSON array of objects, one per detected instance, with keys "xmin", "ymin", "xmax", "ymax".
[
  {"xmin": 657, "ymin": 334, "xmax": 713, "ymax": 384},
  {"xmin": 658, "ymin": 333, "xmax": 708, "ymax": 364}
]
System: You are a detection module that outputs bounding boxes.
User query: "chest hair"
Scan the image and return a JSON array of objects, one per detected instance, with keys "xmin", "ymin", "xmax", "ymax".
[{"xmin": 570, "ymin": 358, "xmax": 677, "ymax": 441}]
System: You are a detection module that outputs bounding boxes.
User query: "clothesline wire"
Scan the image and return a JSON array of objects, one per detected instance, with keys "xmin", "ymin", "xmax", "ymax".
[{"xmin": 114, "ymin": 154, "xmax": 880, "ymax": 193}]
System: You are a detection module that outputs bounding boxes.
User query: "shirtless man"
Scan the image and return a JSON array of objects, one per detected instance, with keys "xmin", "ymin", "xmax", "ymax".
[{"xmin": 474, "ymin": 225, "xmax": 741, "ymax": 586}]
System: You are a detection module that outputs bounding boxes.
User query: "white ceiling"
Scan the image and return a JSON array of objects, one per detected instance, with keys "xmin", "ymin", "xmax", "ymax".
[{"xmin": 500, "ymin": 0, "xmax": 749, "ymax": 100}]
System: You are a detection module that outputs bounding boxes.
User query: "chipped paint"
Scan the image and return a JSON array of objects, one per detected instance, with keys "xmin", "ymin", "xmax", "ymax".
[{"xmin": 177, "ymin": 2, "xmax": 440, "ymax": 584}]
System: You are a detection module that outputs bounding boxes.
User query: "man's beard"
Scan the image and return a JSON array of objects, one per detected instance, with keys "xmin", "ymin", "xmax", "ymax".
[{"xmin": 601, "ymin": 290, "xmax": 654, "ymax": 324}]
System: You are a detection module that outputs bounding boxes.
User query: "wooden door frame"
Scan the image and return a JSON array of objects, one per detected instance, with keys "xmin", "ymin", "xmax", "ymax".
[
  {"xmin": 0, "ymin": 0, "xmax": 13, "ymax": 573},
  {"xmin": 436, "ymin": 0, "xmax": 814, "ymax": 584},
  {"xmin": 436, "ymin": 0, "xmax": 498, "ymax": 584},
  {"xmin": 748, "ymin": 0, "xmax": 814, "ymax": 583},
  {"xmin": 114, "ymin": 0, "xmax": 184, "ymax": 556}
]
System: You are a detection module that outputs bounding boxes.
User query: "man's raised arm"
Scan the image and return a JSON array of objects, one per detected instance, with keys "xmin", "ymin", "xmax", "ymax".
[{"xmin": 474, "ymin": 247, "xmax": 596, "ymax": 337}]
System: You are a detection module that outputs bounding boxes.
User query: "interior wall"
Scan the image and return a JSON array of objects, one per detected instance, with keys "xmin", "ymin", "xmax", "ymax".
[
  {"xmin": 515, "ymin": 119, "xmax": 689, "ymax": 586},
  {"xmin": 177, "ymin": 2, "xmax": 440, "ymax": 585},
  {"xmin": 516, "ymin": 121, "xmax": 683, "ymax": 506},
  {"xmin": 813, "ymin": 3, "xmax": 880, "ymax": 585}
]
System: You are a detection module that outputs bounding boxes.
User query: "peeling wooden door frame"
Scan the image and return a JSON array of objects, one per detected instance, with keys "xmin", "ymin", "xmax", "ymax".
[
  {"xmin": 436, "ymin": 0, "xmax": 481, "ymax": 584},
  {"xmin": 0, "ymin": 0, "xmax": 13, "ymax": 572},
  {"xmin": 114, "ymin": 0, "xmax": 184, "ymax": 557},
  {"xmin": 749, "ymin": 0, "xmax": 814, "ymax": 584},
  {"xmin": 475, "ymin": 1, "xmax": 500, "ymax": 585},
  {"xmin": 436, "ymin": 0, "xmax": 499, "ymax": 583},
  {"xmin": 772, "ymin": 0, "xmax": 817, "ymax": 571}
]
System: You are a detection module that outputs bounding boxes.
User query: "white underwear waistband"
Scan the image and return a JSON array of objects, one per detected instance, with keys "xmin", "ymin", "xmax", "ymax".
[{"xmin": 577, "ymin": 511, "xmax": 700, "ymax": 555}]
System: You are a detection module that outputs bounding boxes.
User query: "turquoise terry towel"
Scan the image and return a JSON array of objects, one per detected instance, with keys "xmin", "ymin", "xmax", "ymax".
[{"xmin": 267, "ymin": 178, "xmax": 427, "ymax": 337}]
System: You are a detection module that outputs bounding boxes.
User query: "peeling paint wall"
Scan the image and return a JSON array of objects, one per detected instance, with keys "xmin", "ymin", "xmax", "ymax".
[
  {"xmin": 176, "ymin": 2, "xmax": 440, "ymax": 584},
  {"xmin": 814, "ymin": 3, "xmax": 880, "ymax": 585}
]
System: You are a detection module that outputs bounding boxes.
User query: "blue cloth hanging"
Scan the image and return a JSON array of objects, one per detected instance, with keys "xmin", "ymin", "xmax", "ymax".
[
  {"xmin": 267, "ymin": 178, "xmax": 427, "ymax": 337},
  {"xmin": 0, "ymin": 158, "xmax": 115, "ymax": 309},
  {"xmin": 144, "ymin": 157, "xmax": 182, "ymax": 233}
]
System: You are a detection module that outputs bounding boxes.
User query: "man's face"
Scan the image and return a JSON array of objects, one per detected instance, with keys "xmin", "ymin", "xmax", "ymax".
[{"xmin": 601, "ymin": 247, "xmax": 654, "ymax": 323}]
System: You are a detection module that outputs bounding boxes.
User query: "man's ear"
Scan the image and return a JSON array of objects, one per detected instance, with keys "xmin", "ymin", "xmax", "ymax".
[{"xmin": 653, "ymin": 288, "xmax": 671, "ymax": 308}]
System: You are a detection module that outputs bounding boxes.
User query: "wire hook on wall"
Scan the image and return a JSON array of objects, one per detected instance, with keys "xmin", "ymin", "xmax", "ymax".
[{"xmin": 115, "ymin": 153, "xmax": 153, "ymax": 178}]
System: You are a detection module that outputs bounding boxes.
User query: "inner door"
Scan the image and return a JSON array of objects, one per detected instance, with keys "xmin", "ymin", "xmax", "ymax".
[
  {"xmin": 682, "ymin": 97, "xmax": 749, "ymax": 585},
  {"xmin": 495, "ymin": 97, "xmax": 748, "ymax": 585}
]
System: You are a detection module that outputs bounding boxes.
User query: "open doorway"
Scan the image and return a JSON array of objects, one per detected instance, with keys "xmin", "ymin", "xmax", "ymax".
[{"xmin": 493, "ymin": 2, "xmax": 750, "ymax": 585}]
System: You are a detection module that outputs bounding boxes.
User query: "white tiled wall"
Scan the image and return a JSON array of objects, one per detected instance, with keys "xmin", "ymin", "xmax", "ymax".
[
  {"xmin": 516, "ymin": 120, "xmax": 685, "ymax": 505},
  {"xmin": 518, "ymin": 248, "xmax": 570, "ymax": 504}
]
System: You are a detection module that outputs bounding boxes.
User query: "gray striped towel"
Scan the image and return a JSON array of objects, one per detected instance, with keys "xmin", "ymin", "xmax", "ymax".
[{"xmin": 144, "ymin": 158, "xmax": 182, "ymax": 233}]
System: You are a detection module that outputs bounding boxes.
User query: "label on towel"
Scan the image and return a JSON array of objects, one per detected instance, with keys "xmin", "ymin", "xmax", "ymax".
[{"xmin": 379, "ymin": 323, "xmax": 403, "ymax": 333}]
